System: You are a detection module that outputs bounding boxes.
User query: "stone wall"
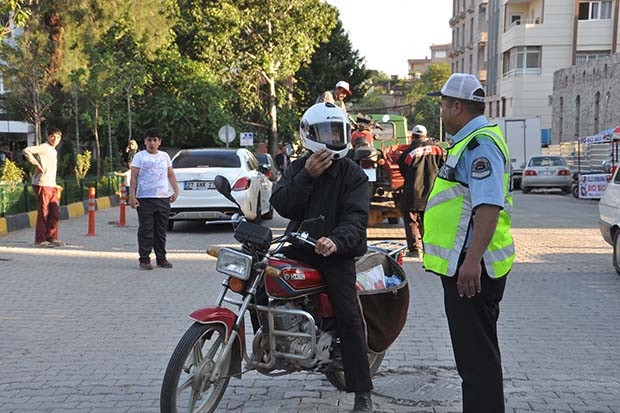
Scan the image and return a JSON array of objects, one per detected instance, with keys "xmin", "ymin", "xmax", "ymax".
[{"xmin": 552, "ymin": 53, "xmax": 620, "ymax": 144}]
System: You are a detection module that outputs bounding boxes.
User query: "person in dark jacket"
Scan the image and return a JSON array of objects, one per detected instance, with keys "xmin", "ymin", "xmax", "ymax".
[
  {"xmin": 398, "ymin": 124, "xmax": 445, "ymax": 257},
  {"xmin": 270, "ymin": 102, "xmax": 373, "ymax": 412}
]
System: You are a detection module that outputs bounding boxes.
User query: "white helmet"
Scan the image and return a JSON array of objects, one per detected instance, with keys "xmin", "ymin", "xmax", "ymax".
[{"xmin": 299, "ymin": 102, "xmax": 351, "ymax": 159}]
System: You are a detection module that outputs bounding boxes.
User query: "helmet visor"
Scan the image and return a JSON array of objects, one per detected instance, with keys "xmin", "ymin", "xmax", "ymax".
[{"xmin": 307, "ymin": 122, "xmax": 350, "ymax": 149}]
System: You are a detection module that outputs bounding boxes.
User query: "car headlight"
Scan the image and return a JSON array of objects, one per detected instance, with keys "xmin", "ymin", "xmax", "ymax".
[{"xmin": 216, "ymin": 248, "xmax": 252, "ymax": 280}]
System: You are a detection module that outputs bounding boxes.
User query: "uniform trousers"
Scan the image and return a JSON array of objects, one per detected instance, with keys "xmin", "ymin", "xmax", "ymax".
[
  {"xmin": 136, "ymin": 198, "xmax": 171, "ymax": 263},
  {"xmin": 441, "ymin": 264, "xmax": 507, "ymax": 413},
  {"xmin": 33, "ymin": 185, "xmax": 60, "ymax": 243},
  {"xmin": 283, "ymin": 247, "xmax": 372, "ymax": 392}
]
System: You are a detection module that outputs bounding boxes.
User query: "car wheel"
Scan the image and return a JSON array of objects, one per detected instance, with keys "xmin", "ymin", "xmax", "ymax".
[
  {"xmin": 252, "ymin": 194, "xmax": 262, "ymax": 223},
  {"xmin": 613, "ymin": 231, "xmax": 620, "ymax": 276},
  {"xmin": 167, "ymin": 220, "xmax": 174, "ymax": 231},
  {"xmin": 262, "ymin": 204, "xmax": 274, "ymax": 220},
  {"xmin": 522, "ymin": 186, "xmax": 531, "ymax": 194}
]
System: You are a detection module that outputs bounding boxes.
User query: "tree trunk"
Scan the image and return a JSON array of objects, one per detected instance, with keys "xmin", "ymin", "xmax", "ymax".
[
  {"xmin": 94, "ymin": 101, "xmax": 101, "ymax": 179},
  {"xmin": 107, "ymin": 97, "xmax": 113, "ymax": 172},
  {"xmin": 267, "ymin": 75, "xmax": 278, "ymax": 155},
  {"xmin": 74, "ymin": 90, "xmax": 80, "ymax": 153}
]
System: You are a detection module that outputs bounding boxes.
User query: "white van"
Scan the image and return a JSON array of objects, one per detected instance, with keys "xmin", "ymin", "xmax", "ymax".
[{"xmin": 598, "ymin": 167, "xmax": 620, "ymax": 275}]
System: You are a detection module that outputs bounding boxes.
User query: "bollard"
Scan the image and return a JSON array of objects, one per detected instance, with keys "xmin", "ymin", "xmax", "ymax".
[
  {"xmin": 117, "ymin": 183, "xmax": 126, "ymax": 227},
  {"xmin": 86, "ymin": 186, "xmax": 96, "ymax": 236}
]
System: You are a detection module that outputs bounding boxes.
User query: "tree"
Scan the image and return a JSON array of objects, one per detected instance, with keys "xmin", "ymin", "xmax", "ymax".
[
  {"xmin": 174, "ymin": 0, "xmax": 336, "ymax": 154},
  {"xmin": 0, "ymin": 16, "xmax": 55, "ymax": 144},
  {"xmin": 406, "ymin": 63, "xmax": 451, "ymax": 140},
  {"xmin": 294, "ymin": 19, "xmax": 371, "ymax": 109},
  {"xmin": 0, "ymin": 0, "xmax": 30, "ymax": 38}
]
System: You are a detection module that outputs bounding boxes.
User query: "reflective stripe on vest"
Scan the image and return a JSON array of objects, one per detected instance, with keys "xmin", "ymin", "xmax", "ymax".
[{"xmin": 422, "ymin": 125, "xmax": 515, "ymax": 278}]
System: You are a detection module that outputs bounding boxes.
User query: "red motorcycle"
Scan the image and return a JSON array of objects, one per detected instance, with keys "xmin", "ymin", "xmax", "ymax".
[{"xmin": 160, "ymin": 175, "xmax": 410, "ymax": 413}]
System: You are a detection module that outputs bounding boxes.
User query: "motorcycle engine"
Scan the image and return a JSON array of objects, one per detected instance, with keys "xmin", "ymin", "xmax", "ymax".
[{"xmin": 263, "ymin": 299, "xmax": 333, "ymax": 370}]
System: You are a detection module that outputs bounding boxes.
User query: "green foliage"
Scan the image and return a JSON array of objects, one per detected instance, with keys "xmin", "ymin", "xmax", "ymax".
[
  {"xmin": 0, "ymin": 159, "xmax": 25, "ymax": 189},
  {"xmin": 294, "ymin": 19, "xmax": 371, "ymax": 109},
  {"xmin": 406, "ymin": 63, "xmax": 451, "ymax": 140},
  {"xmin": 74, "ymin": 150, "xmax": 92, "ymax": 184}
]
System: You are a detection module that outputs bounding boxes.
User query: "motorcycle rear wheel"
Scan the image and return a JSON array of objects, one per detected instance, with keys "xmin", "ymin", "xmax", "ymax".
[
  {"xmin": 160, "ymin": 323, "xmax": 232, "ymax": 413},
  {"xmin": 324, "ymin": 350, "xmax": 385, "ymax": 391}
]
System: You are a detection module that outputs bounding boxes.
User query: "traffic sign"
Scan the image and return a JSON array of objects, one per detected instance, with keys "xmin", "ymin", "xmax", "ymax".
[{"xmin": 218, "ymin": 125, "xmax": 236, "ymax": 147}]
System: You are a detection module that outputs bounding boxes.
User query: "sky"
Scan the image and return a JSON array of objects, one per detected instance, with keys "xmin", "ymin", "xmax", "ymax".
[{"xmin": 324, "ymin": 0, "xmax": 453, "ymax": 77}]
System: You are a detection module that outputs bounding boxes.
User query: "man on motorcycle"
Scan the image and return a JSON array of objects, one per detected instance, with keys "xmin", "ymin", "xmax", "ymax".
[{"xmin": 270, "ymin": 102, "xmax": 374, "ymax": 412}]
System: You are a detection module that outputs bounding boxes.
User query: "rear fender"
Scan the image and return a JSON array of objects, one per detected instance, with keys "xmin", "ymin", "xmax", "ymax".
[{"xmin": 189, "ymin": 306, "xmax": 245, "ymax": 378}]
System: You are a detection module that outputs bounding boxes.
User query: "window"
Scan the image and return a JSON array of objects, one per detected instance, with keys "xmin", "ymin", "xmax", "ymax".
[
  {"xmin": 576, "ymin": 50, "xmax": 610, "ymax": 64},
  {"xmin": 578, "ymin": 1, "xmax": 612, "ymax": 20},
  {"xmin": 502, "ymin": 46, "xmax": 541, "ymax": 76},
  {"xmin": 434, "ymin": 50, "xmax": 446, "ymax": 59}
]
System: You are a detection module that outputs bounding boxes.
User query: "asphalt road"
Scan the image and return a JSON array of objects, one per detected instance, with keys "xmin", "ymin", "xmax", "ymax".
[{"xmin": 0, "ymin": 190, "xmax": 619, "ymax": 413}]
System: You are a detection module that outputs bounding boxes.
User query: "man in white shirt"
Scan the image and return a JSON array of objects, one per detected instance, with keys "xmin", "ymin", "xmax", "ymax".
[{"xmin": 22, "ymin": 128, "xmax": 63, "ymax": 247}]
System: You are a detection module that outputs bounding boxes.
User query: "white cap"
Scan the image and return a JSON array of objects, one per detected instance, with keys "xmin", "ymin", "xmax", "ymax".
[
  {"xmin": 335, "ymin": 80, "xmax": 352, "ymax": 96},
  {"xmin": 428, "ymin": 73, "xmax": 485, "ymax": 103},
  {"xmin": 411, "ymin": 125, "xmax": 427, "ymax": 136}
]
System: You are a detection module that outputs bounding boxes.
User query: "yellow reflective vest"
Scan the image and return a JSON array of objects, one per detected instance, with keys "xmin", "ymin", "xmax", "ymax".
[{"xmin": 422, "ymin": 125, "xmax": 515, "ymax": 278}]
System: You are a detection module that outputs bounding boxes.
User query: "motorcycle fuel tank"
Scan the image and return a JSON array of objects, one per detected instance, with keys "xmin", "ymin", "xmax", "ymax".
[{"xmin": 265, "ymin": 256, "xmax": 326, "ymax": 299}]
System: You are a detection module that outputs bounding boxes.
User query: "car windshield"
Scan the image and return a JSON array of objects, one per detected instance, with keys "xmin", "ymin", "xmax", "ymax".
[
  {"xmin": 172, "ymin": 151, "xmax": 241, "ymax": 168},
  {"xmin": 254, "ymin": 153, "xmax": 269, "ymax": 164},
  {"xmin": 529, "ymin": 157, "xmax": 566, "ymax": 167}
]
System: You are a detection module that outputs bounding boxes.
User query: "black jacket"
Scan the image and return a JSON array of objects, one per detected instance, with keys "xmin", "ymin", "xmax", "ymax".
[
  {"xmin": 399, "ymin": 140, "xmax": 445, "ymax": 212},
  {"xmin": 270, "ymin": 154, "xmax": 369, "ymax": 258}
]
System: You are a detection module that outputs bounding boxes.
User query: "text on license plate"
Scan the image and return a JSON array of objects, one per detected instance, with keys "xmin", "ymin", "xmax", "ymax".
[{"xmin": 184, "ymin": 181, "xmax": 215, "ymax": 190}]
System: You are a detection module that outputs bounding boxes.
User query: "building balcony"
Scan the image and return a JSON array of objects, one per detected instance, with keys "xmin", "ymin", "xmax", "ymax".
[
  {"xmin": 504, "ymin": 17, "xmax": 542, "ymax": 33},
  {"xmin": 478, "ymin": 69, "xmax": 487, "ymax": 82},
  {"xmin": 501, "ymin": 19, "xmax": 545, "ymax": 50},
  {"xmin": 479, "ymin": 31, "xmax": 488, "ymax": 45}
]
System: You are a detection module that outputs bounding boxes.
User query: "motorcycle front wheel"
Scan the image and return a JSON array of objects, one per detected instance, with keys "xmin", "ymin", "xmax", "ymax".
[
  {"xmin": 160, "ymin": 323, "xmax": 232, "ymax": 413},
  {"xmin": 324, "ymin": 350, "xmax": 385, "ymax": 391}
]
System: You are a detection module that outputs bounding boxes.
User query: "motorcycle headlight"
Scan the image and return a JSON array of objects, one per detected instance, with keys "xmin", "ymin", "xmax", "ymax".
[{"xmin": 216, "ymin": 248, "xmax": 252, "ymax": 280}]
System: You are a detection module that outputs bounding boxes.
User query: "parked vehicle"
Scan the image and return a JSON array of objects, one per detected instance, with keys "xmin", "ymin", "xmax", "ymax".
[
  {"xmin": 521, "ymin": 155, "xmax": 572, "ymax": 194},
  {"xmin": 490, "ymin": 117, "xmax": 542, "ymax": 190},
  {"xmin": 598, "ymin": 166, "xmax": 620, "ymax": 275},
  {"xmin": 351, "ymin": 114, "xmax": 410, "ymax": 226},
  {"xmin": 160, "ymin": 175, "xmax": 409, "ymax": 413},
  {"xmin": 253, "ymin": 152, "xmax": 277, "ymax": 182},
  {"xmin": 169, "ymin": 148, "xmax": 273, "ymax": 230}
]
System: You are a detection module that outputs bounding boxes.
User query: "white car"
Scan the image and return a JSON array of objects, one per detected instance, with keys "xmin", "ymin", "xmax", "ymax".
[
  {"xmin": 599, "ymin": 166, "xmax": 620, "ymax": 275},
  {"xmin": 169, "ymin": 148, "xmax": 273, "ymax": 230},
  {"xmin": 521, "ymin": 155, "xmax": 572, "ymax": 194}
]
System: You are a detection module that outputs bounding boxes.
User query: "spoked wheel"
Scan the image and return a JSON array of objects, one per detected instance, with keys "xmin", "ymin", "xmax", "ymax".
[
  {"xmin": 160, "ymin": 323, "xmax": 232, "ymax": 413},
  {"xmin": 324, "ymin": 350, "xmax": 385, "ymax": 391}
]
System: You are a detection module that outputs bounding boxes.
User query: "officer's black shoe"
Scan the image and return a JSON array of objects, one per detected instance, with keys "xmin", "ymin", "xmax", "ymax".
[{"xmin": 352, "ymin": 391, "xmax": 373, "ymax": 412}]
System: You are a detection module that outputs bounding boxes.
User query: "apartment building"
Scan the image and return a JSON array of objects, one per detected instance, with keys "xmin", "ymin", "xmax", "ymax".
[
  {"xmin": 450, "ymin": 0, "xmax": 620, "ymax": 144},
  {"xmin": 449, "ymin": 0, "xmax": 489, "ymax": 84},
  {"xmin": 407, "ymin": 43, "xmax": 451, "ymax": 79}
]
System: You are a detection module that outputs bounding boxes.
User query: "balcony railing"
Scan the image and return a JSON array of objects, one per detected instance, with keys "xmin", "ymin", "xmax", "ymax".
[
  {"xmin": 506, "ymin": 17, "xmax": 543, "ymax": 31},
  {"xmin": 502, "ymin": 67, "xmax": 542, "ymax": 78}
]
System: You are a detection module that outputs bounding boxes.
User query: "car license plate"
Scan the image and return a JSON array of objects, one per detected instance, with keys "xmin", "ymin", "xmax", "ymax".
[
  {"xmin": 542, "ymin": 171, "xmax": 552, "ymax": 175},
  {"xmin": 184, "ymin": 181, "xmax": 214, "ymax": 190}
]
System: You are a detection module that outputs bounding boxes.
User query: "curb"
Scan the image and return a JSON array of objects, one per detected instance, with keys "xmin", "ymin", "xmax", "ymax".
[{"xmin": 0, "ymin": 195, "xmax": 120, "ymax": 236}]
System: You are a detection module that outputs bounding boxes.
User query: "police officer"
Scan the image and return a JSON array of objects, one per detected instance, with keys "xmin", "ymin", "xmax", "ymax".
[
  {"xmin": 270, "ymin": 102, "xmax": 373, "ymax": 412},
  {"xmin": 424, "ymin": 73, "xmax": 515, "ymax": 413}
]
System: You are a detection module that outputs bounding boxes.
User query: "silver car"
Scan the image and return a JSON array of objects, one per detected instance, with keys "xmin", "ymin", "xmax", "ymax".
[{"xmin": 521, "ymin": 155, "xmax": 572, "ymax": 194}]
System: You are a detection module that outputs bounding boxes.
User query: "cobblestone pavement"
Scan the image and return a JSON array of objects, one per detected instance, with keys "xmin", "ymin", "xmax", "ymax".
[{"xmin": 1, "ymin": 191, "xmax": 620, "ymax": 412}]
